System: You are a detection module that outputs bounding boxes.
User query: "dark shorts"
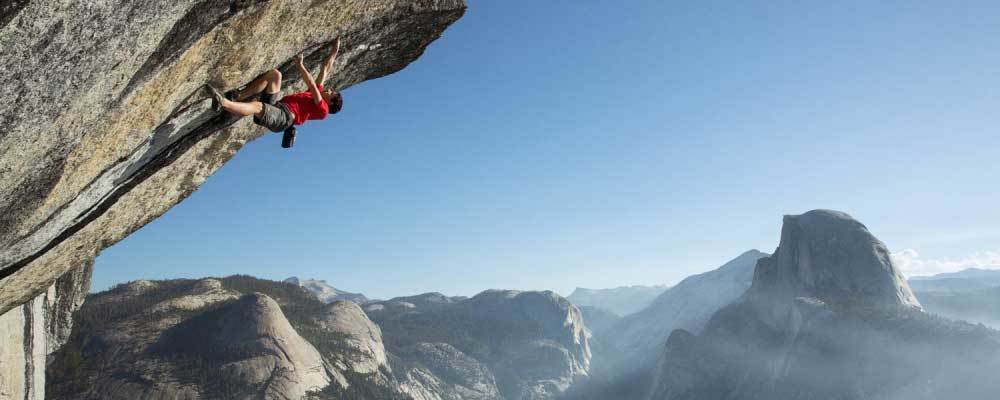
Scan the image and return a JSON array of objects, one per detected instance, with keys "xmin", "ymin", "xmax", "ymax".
[
  {"xmin": 252, "ymin": 91, "xmax": 293, "ymax": 132},
  {"xmin": 259, "ymin": 90, "xmax": 280, "ymax": 106}
]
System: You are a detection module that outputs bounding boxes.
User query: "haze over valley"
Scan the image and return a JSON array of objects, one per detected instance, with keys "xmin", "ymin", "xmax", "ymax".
[{"xmin": 33, "ymin": 211, "xmax": 1000, "ymax": 399}]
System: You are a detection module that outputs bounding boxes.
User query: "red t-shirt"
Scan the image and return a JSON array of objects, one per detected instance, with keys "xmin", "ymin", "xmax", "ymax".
[{"xmin": 281, "ymin": 85, "xmax": 330, "ymax": 125}]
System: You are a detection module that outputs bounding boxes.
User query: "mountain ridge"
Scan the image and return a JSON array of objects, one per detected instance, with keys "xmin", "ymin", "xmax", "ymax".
[
  {"xmin": 567, "ymin": 285, "xmax": 669, "ymax": 316},
  {"xmin": 46, "ymin": 275, "xmax": 592, "ymax": 400},
  {"xmin": 647, "ymin": 210, "xmax": 1000, "ymax": 400},
  {"xmin": 285, "ymin": 276, "xmax": 370, "ymax": 304}
]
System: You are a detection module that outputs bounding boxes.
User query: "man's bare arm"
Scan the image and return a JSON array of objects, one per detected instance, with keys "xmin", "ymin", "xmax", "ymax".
[
  {"xmin": 296, "ymin": 55, "xmax": 324, "ymax": 105},
  {"xmin": 316, "ymin": 37, "xmax": 341, "ymax": 85}
]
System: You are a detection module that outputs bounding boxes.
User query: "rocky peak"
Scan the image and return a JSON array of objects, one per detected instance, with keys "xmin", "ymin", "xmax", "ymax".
[
  {"xmin": 749, "ymin": 209, "xmax": 920, "ymax": 310},
  {"xmin": 468, "ymin": 290, "xmax": 591, "ymax": 372},
  {"xmin": 208, "ymin": 293, "xmax": 336, "ymax": 397},
  {"xmin": 647, "ymin": 212, "xmax": 1000, "ymax": 400},
  {"xmin": 388, "ymin": 292, "xmax": 455, "ymax": 308},
  {"xmin": 285, "ymin": 276, "xmax": 369, "ymax": 304},
  {"xmin": 567, "ymin": 284, "xmax": 669, "ymax": 316},
  {"xmin": 316, "ymin": 300, "xmax": 388, "ymax": 375}
]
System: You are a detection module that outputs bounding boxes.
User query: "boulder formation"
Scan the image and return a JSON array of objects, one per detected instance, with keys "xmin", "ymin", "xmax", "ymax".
[
  {"xmin": 647, "ymin": 210, "xmax": 1000, "ymax": 400},
  {"xmin": 45, "ymin": 276, "xmax": 400, "ymax": 399}
]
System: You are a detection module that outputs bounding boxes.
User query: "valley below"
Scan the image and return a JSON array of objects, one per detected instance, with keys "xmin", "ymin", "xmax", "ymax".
[{"xmin": 27, "ymin": 210, "xmax": 1000, "ymax": 400}]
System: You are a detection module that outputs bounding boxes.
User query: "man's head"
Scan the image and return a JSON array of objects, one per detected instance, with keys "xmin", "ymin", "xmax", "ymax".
[{"xmin": 322, "ymin": 88, "xmax": 343, "ymax": 114}]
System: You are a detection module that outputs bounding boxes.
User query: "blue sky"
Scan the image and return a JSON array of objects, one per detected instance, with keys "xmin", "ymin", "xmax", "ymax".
[{"xmin": 94, "ymin": 0, "xmax": 1000, "ymax": 299}]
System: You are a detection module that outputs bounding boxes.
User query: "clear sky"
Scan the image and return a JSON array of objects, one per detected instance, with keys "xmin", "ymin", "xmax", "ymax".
[{"xmin": 94, "ymin": 0, "xmax": 1000, "ymax": 299}]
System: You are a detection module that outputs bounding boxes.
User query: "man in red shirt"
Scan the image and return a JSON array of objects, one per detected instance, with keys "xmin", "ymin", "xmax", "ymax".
[{"xmin": 206, "ymin": 39, "xmax": 344, "ymax": 137}]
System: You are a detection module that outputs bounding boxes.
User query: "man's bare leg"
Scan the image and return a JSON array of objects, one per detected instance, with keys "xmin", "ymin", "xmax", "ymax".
[
  {"xmin": 205, "ymin": 84, "xmax": 265, "ymax": 117},
  {"xmin": 233, "ymin": 69, "xmax": 283, "ymax": 101},
  {"xmin": 221, "ymin": 99, "xmax": 264, "ymax": 117}
]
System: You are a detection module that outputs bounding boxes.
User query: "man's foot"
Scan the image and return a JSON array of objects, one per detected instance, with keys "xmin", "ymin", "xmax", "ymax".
[
  {"xmin": 203, "ymin": 84, "xmax": 226, "ymax": 112},
  {"xmin": 281, "ymin": 126, "xmax": 297, "ymax": 149}
]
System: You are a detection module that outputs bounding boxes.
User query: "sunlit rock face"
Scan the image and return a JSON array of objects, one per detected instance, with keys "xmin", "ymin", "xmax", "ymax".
[
  {"xmin": 0, "ymin": 1, "xmax": 462, "ymax": 395},
  {"xmin": 747, "ymin": 209, "xmax": 921, "ymax": 313},
  {"xmin": 0, "ymin": 0, "xmax": 466, "ymax": 317},
  {"xmin": 647, "ymin": 210, "xmax": 1000, "ymax": 400},
  {"xmin": 316, "ymin": 300, "xmax": 388, "ymax": 374},
  {"xmin": 0, "ymin": 263, "xmax": 91, "ymax": 400}
]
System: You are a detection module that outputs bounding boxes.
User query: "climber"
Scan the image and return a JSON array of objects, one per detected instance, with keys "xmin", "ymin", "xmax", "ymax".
[{"xmin": 205, "ymin": 38, "xmax": 344, "ymax": 146}]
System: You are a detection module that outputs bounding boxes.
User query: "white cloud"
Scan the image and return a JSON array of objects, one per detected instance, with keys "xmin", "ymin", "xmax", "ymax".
[{"xmin": 891, "ymin": 249, "xmax": 1000, "ymax": 277}]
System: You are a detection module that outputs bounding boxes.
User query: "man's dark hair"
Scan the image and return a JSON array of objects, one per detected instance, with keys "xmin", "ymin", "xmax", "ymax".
[{"xmin": 328, "ymin": 92, "xmax": 343, "ymax": 114}]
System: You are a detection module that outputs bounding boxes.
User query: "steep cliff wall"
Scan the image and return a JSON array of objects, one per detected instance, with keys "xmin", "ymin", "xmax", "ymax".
[
  {"xmin": 0, "ymin": 1, "xmax": 464, "ymax": 397},
  {"xmin": 0, "ymin": 264, "xmax": 91, "ymax": 400},
  {"xmin": 0, "ymin": 0, "xmax": 465, "ymax": 316}
]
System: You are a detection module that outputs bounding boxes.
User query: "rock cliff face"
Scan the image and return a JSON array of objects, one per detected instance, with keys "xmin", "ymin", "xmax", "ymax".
[
  {"xmin": 316, "ymin": 300, "xmax": 388, "ymax": 375},
  {"xmin": 576, "ymin": 306, "xmax": 620, "ymax": 336},
  {"xmin": 647, "ymin": 210, "xmax": 1000, "ymax": 400},
  {"xmin": 0, "ymin": 263, "xmax": 91, "ymax": 400},
  {"xmin": 0, "ymin": 1, "xmax": 462, "ymax": 396},
  {"xmin": 747, "ymin": 210, "xmax": 920, "ymax": 312},
  {"xmin": 0, "ymin": 0, "xmax": 465, "ymax": 317}
]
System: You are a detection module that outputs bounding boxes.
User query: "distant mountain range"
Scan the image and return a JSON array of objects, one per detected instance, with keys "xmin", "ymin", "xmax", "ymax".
[
  {"xmin": 906, "ymin": 268, "xmax": 1000, "ymax": 328},
  {"xmin": 284, "ymin": 276, "xmax": 370, "ymax": 304},
  {"xmin": 577, "ymin": 306, "xmax": 622, "ymax": 336},
  {"xmin": 48, "ymin": 276, "xmax": 591, "ymax": 400},
  {"xmin": 908, "ymin": 268, "xmax": 1000, "ymax": 293},
  {"xmin": 608, "ymin": 250, "xmax": 769, "ymax": 364},
  {"xmin": 911, "ymin": 267, "xmax": 1000, "ymax": 281},
  {"xmin": 917, "ymin": 287, "xmax": 1000, "ymax": 328},
  {"xmin": 43, "ymin": 211, "xmax": 1000, "ymax": 400},
  {"xmin": 567, "ymin": 285, "xmax": 669, "ymax": 316},
  {"xmin": 365, "ymin": 290, "xmax": 591, "ymax": 399}
]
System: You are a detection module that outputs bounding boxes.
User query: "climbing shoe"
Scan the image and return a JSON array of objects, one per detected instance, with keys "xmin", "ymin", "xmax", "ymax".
[
  {"xmin": 204, "ymin": 84, "xmax": 226, "ymax": 112},
  {"xmin": 281, "ymin": 126, "xmax": 296, "ymax": 149}
]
